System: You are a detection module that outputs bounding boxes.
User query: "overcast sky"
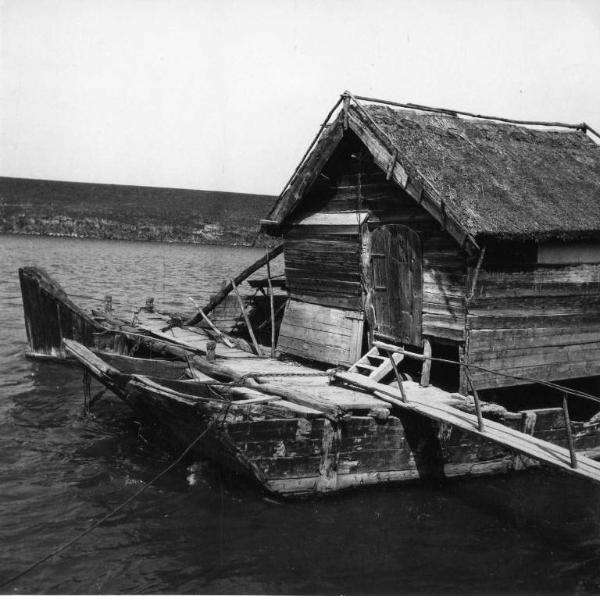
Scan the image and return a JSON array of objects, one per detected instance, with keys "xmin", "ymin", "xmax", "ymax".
[{"xmin": 1, "ymin": 0, "xmax": 599, "ymax": 195}]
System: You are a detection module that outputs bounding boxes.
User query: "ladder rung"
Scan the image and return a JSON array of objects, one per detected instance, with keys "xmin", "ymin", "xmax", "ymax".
[
  {"xmin": 356, "ymin": 363, "xmax": 377, "ymax": 371},
  {"xmin": 368, "ymin": 354, "xmax": 386, "ymax": 363}
]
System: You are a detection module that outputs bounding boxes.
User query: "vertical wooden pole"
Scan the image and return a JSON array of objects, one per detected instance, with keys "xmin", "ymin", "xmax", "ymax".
[
  {"xmin": 466, "ymin": 370, "xmax": 485, "ymax": 432},
  {"xmin": 231, "ymin": 278, "xmax": 262, "ymax": 357},
  {"xmin": 266, "ymin": 248, "xmax": 276, "ymax": 359},
  {"xmin": 206, "ymin": 340, "xmax": 216, "ymax": 362},
  {"xmin": 562, "ymin": 393, "xmax": 578, "ymax": 469},
  {"xmin": 389, "ymin": 354, "xmax": 407, "ymax": 402},
  {"xmin": 342, "ymin": 93, "xmax": 350, "ymax": 129},
  {"xmin": 420, "ymin": 337, "xmax": 432, "ymax": 387}
]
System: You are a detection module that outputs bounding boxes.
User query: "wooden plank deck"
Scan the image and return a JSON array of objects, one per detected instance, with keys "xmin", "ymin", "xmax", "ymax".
[{"xmin": 133, "ymin": 311, "xmax": 389, "ymax": 411}]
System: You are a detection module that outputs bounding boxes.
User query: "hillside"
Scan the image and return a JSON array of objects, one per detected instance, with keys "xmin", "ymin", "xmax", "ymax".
[{"xmin": 0, "ymin": 177, "xmax": 276, "ymax": 245}]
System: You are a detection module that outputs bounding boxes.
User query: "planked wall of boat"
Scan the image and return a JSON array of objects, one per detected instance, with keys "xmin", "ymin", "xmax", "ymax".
[{"xmin": 261, "ymin": 95, "xmax": 600, "ymax": 393}]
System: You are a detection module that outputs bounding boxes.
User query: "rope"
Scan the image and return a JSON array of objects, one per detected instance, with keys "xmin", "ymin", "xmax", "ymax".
[{"xmin": 0, "ymin": 420, "xmax": 216, "ymax": 590}]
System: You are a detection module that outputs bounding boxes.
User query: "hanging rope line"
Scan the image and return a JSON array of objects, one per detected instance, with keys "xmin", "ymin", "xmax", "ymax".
[{"xmin": 0, "ymin": 420, "xmax": 217, "ymax": 590}]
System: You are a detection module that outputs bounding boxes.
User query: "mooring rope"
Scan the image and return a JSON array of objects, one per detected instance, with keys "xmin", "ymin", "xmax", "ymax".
[{"xmin": 0, "ymin": 419, "xmax": 217, "ymax": 590}]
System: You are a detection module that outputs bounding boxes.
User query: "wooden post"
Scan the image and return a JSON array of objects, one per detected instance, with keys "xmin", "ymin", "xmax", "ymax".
[
  {"xmin": 231, "ymin": 278, "xmax": 262, "ymax": 357},
  {"xmin": 562, "ymin": 393, "xmax": 578, "ymax": 469},
  {"xmin": 104, "ymin": 295, "xmax": 112, "ymax": 313},
  {"xmin": 389, "ymin": 354, "xmax": 407, "ymax": 402},
  {"xmin": 206, "ymin": 340, "xmax": 216, "ymax": 362},
  {"xmin": 145, "ymin": 296, "xmax": 154, "ymax": 312},
  {"xmin": 342, "ymin": 93, "xmax": 350, "ymax": 129},
  {"xmin": 266, "ymin": 248, "xmax": 276, "ymax": 359},
  {"xmin": 420, "ymin": 337, "xmax": 432, "ymax": 387},
  {"xmin": 386, "ymin": 149, "xmax": 398, "ymax": 181},
  {"xmin": 466, "ymin": 370, "xmax": 485, "ymax": 432},
  {"xmin": 467, "ymin": 245, "xmax": 487, "ymax": 302}
]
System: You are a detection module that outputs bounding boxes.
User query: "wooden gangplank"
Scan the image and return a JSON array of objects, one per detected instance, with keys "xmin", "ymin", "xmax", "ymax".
[{"xmin": 335, "ymin": 371, "xmax": 600, "ymax": 486}]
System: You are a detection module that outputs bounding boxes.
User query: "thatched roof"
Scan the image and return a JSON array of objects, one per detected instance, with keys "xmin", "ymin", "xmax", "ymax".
[
  {"xmin": 265, "ymin": 94, "xmax": 600, "ymax": 245},
  {"xmin": 364, "ymin": 104, "xmax": 600, "ymax": 241}
]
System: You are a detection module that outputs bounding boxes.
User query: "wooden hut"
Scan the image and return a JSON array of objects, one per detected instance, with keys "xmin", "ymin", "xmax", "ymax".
[{"xmin": 262, "ymin": 93, "xmax": 600, "ymax": 395}]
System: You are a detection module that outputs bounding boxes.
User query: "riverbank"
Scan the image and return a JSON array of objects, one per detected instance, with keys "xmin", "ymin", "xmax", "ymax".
[{"xmin": 0, "ymin": 177, "xmax": 275, "ymax": 246}]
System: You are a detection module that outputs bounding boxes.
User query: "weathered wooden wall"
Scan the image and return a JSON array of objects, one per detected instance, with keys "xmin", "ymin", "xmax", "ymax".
[
  {"xmin": 277, "ymin": 300, "xmax": 364, "ymax": 366},
  {"xmin": 284, "ymin": 225, "xmax": 363, "ymax": 311},
  {"xmin": 282, "ymin": 131, "xmax": 467, "ymax": 346},
  {"xmin": 467, "ymin": 251, "xmax": 600, "ymax": 389},
  {"xmin": 283, "ymin": 135, "xmax": 370, "ymax": 312}
]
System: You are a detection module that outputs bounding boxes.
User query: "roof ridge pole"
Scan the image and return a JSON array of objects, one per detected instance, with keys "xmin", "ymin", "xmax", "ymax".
[
  {"xmin": 583, "ymin": 122, "xmax": 600, "ymax": 142},
  {"xmin": 352, "ymin": 93, "xmax": 582, "ymax": 130}
]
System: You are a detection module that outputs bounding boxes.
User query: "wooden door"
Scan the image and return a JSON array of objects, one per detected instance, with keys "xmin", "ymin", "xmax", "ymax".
[{"xmin": 370, "ymin": 224, "xmax": 422, "ymax": 346}]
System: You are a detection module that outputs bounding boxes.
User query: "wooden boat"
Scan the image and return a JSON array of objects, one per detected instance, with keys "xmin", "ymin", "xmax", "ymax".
[
  {"xmin": 17, "ymin": 263, "xmax": 600, "ymax": 496},
  {"xmin": 18, "ymin": 93, "xmax": 600, "ymax": 496},
  {"xmin": 61, "ymin": 338, "xmax": 600, "ymax": 497}
]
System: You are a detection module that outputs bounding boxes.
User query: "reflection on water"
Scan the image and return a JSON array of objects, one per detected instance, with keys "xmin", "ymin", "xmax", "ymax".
[{"xmin": 0, "ymin": 234, "xmax": 599, "ymax": 594}]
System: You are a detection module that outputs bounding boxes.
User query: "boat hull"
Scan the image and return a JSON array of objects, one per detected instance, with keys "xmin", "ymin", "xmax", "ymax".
[{"xmin": 65, "ymin": 342, "xmax": 600, "ymax": 498}]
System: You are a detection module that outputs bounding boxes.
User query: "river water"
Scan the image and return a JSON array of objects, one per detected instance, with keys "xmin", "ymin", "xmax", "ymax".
[{"xmin": 1, "ymin": 234, "xmax": 600, "ymax": 594}]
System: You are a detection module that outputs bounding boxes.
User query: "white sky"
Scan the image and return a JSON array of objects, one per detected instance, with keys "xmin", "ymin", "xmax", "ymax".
[{"xmin": 1, "ymin": 0, "xmax": 599, "ymax": 195}]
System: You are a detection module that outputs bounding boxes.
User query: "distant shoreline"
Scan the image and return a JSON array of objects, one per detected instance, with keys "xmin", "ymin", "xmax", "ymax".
[
  {"xmin": 0, "ymin": 229, "xmax": 269, "ymax": 247},
  {"xmin": 0, "ymin": 176, "xmax": 276, "ymax": 247}
]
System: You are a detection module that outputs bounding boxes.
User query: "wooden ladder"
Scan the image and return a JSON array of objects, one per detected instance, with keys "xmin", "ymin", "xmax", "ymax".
[{"xmin": 348, "ymin": 346, "xmax": 404, "ymax": 382}]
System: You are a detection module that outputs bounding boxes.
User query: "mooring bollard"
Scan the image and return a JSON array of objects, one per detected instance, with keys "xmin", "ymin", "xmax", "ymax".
[
  {"xmin": 145, "ymin": 296, "xmax": 154, "ymax": 312},
  {"xmin": 104, "ymin": 295, "xmax": 112, "ymax": 313},
  {"xmin": 206, "ymin": 340, "xmax": 217, "ymax": 362}
]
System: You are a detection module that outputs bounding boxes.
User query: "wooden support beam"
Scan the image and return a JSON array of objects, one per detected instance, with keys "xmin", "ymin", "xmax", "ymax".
[
  {"xmin": 185, "ymin": 243, "xmax": 283, "ymax": 325},
  {"xmin": 188, "ymin": 297, "xmax": 235, "ymax": 348},
  {"xmin": 231, "ymin": 278, "xmax": 263, "ymax": 357},
  {"xmin": 467, "ymin": 245, "xmax": 487, "ymax": 301},
  {"xmin": 266, "ymin": 248, "xmax": 276, "ymax": 359},
  {"xmin": 386, "ymin": 149, "xmax": 398, "ymax": 181},
  {"xmin": 420, "ymin": 337, "xmax": 432, "ymax": 387},
  {"xmin": 389, "ymin": 354, "xmax": 407, "ymax": 402},
  {"xmin": 343, "ymin": 93, "xmax": 350, "ymax": 129},
  {"xmin": 466, "ymin": 370, "xmax": 485, "ymax": 431},
  {"xmin": 562, "ymin": 394, "xmax": 578, "ymax": 469}
]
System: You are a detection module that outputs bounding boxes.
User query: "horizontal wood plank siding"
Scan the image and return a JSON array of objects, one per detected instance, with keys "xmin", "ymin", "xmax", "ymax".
[
  {"xmin": 467, "ymin": 262, "xmax": 600, "ymax": 389},
  {"xmin": 283, "ymin": 130, "xmax": 467, "ymax": 342},
  {"xmin": 284, "ymin": 230, "xmax": 362, "ymax": 311}
]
